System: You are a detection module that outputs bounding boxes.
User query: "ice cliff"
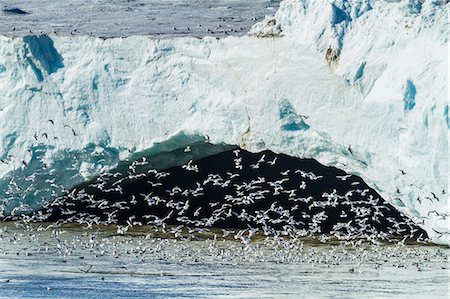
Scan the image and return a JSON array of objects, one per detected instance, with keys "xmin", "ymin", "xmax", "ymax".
[{"xmin": 0, "ymin": 0, "xmax": 448, "ymax": 244}]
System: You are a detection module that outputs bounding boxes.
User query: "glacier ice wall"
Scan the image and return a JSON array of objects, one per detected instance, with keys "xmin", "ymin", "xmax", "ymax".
[{"xmin": 0, "ymin": 0, "xmax": 448, "ymax": 244}]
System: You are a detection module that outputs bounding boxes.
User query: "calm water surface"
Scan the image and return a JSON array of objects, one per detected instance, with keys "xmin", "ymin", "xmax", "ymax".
[{"xmin": 0, "ymin": 224, "xmax": 448, "ymax": 299}]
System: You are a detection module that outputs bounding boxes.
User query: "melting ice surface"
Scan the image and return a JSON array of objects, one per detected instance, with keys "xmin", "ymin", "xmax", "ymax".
[{"xmin": 0, "ymin": 0, "xmax": 448, "ymax": 247}]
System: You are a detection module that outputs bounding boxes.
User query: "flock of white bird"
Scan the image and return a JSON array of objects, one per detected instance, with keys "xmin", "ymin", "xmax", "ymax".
[
  {"xmin": 1, "ymin": 146, "xmax": 430, "ymax": 245},
  {"xmin": 0, "ymin": 145, "xmax": 449, "ymax": 288}
]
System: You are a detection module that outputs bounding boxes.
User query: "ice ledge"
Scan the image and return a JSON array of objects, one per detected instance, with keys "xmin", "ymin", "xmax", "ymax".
[{"xmin": 0, "ymin": 0, "xmax": 448, "ymax": 244}]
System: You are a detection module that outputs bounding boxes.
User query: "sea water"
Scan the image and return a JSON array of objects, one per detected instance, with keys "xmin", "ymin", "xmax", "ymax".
[{"xmin": 0, "ymin": 223, "xmax": 448, "ymax": 299}]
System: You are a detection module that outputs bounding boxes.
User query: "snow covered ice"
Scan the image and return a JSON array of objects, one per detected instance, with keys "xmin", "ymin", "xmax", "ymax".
[{"xmin": 0, "ymin": 0, "xmax": 448, "ymax": 245}]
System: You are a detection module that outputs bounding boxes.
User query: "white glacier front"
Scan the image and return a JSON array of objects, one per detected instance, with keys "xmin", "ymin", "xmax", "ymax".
[{"xmin": 0, "ymin": 0, "xmax": 448, "ymax": 244}]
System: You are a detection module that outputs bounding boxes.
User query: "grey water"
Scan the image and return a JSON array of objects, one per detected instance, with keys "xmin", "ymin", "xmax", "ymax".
[
  {"xmin": 0, "ymin": 224, "xmax": 448, "ymax": 299},
  {"xmin": 0, "ymin": 0, "xmax": 280, "ymax": 37}
]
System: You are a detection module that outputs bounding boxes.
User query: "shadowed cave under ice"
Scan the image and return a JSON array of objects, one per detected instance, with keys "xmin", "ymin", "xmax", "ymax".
[{"xmin": 26, "ymin": 144, "xmax": 426, "ymax": 241}]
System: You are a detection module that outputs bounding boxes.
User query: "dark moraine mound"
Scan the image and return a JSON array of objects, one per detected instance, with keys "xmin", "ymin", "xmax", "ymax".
[
  {"xmin": 23, "ymin": 147, "xmax": 427, "ymax": 242},
  {"xmin": 2, "ymin": 7, "xmax": 29, "ymax": 15}
]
